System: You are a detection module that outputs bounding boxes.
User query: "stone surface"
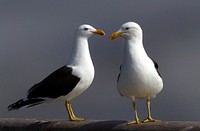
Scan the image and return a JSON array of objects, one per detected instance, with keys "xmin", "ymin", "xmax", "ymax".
[{"xmin": 0, "ymin": 118, "xmax": 200, "ymax": 131}]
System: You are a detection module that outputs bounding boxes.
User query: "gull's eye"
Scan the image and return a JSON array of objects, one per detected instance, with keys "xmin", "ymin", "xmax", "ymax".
[
  {"xmin": 84, "ymin": 28, "xmax": 89, "ymax": 31},
  {"xmin": 125, "ymin": 27, "xmax": 129, "ymax": 30}
]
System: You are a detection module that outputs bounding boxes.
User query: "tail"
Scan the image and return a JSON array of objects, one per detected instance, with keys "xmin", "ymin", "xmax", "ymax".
[{"xmin": 7, "ymin": 98, "xmax": 45, "ymax": 111}]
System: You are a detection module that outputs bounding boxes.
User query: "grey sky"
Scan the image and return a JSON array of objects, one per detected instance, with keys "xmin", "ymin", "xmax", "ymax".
[{"xmin": 1, "ymin": 0, "xmax": 200, "ymax": 121}]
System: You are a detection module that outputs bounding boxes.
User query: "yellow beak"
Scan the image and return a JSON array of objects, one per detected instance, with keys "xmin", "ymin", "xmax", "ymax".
[
  {"xmin": 92, "ymin": 29, "xmax": 105, "ymax": 36},
  {"xmin": 109, "ymin": 32, "xmax": 123, "ymax": 40}
]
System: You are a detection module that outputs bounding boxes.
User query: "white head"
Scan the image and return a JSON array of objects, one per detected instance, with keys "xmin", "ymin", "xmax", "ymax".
[
  {"xmin": 67, "ymin": 24, "xmax": 105, "ymax": 66},
  {"xmin": 76, "ymin": 24, "xmax": 105, "ymax": 38},
  {"xmin": 110, "ymin": 22, "xmax": 142, "ymax": 40}
]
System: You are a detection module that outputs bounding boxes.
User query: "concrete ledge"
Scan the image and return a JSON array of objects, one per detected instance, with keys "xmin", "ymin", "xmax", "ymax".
[{"xmin": 0, "ymin": 118, "xmax": 200, "ymax": 131}]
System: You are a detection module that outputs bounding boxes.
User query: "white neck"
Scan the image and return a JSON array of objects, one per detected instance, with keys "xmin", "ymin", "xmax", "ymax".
[
  {"xmin": 123, "ymin": 38, "xmax": 148, "ymax": 65},
  {"xmin": 67, "ymin": 36, "xmax": 93, "ymax": 67}
]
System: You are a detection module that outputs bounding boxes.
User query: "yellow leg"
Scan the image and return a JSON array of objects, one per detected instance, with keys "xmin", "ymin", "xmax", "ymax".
[
  {"xmin": 128, "ymin": 101, "xmax": 140, "ymax": 124},
  {"xmin": 142, "ymin": 98, "xmax": 160, "ymax": 123},
  {"xmin": 65, "ymin": 101, "xmax": 84, "ymax": 121}
]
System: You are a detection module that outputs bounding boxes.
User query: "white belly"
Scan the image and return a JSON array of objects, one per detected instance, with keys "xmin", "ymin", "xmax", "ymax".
[
  {"xmin": 55, "ymin": 65, "xmax": 95, "ymax": 101},
  {"xmin": 117, "ymin": 64, "xmax": 163, "ymax": 100}
]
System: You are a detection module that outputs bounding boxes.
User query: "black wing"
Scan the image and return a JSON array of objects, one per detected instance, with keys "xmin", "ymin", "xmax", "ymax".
[
  {"xmin": 151, "ymin": 58, "xmax": 161, "ymax": 77},
  {"xmin": 27, "ymin": 66, "xmax": 80, "ymax": 99},
  {"xmin": 8, "ymin": 98, "xmax": 45, "ymax": 111},
  {"xmin": 117, "ymin": 65, "xmax": 122, "ymax": 82}
]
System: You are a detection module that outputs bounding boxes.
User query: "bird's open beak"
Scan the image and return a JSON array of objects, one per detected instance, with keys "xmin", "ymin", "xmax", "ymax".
[
  {"xmin": 109, "ymin": 32, "xmax": 123, "ymax": 40},
  {"xmin": 92, "ymin": 29, "xmax": 105, "ymax": 36}
]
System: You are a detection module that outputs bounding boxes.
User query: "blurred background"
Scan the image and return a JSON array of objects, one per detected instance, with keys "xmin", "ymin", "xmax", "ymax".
[{"xmin": 1, "ymin": 0, "xmax": 200, "ymax": 121}]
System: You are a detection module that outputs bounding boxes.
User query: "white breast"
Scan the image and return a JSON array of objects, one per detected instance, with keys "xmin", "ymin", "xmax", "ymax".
[
  {"xmin": 55, "ymin": 36, "xmax": 95, "ymax": 101},
  {"xmin": 64, "ymin": 64, "xmax": 95, "ymax": 101},
  {"xmin": 117, "ymin": 42, "xmax": 163, "ymax": 100},
  {"xmin": 117, "ymin": 59, "xmax": 163, "ymax": 99}
]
